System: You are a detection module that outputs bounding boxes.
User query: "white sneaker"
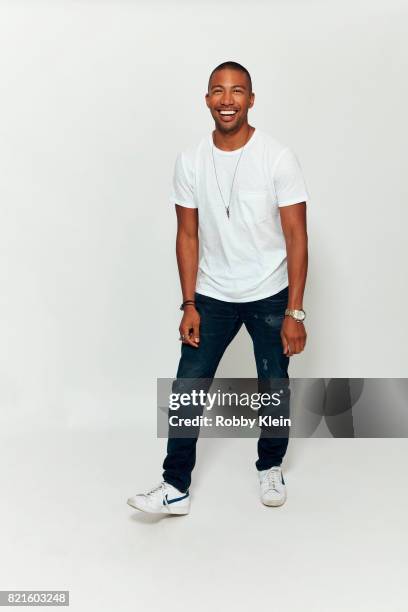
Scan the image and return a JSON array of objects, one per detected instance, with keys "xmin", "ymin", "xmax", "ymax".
[
  {"xmin": 258, "ymin": 466, "xmax": 287, "ymax": 507},
  {"xmin": 127, "ymin": 481, "xmax": 190, "ymax": 515}
]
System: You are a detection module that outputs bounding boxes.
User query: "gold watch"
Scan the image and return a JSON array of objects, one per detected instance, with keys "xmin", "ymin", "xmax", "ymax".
[{"xmin": 285, "ymin": 308, "xmax": 306, "ymax": 322}]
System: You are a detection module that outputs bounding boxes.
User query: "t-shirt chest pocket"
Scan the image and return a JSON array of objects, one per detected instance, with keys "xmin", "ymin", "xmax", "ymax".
[{"xmin": 236, "ymin": 189, "xmax": 271, "ymax": 225}]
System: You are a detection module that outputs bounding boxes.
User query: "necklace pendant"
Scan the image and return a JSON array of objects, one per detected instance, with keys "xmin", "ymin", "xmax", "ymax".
[{"xmin": 226, "ymin": 208, "xmax": 230, "ymax": 219}]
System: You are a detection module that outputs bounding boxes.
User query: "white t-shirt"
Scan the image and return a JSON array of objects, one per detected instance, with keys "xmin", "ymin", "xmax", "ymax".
[{"xmin": 169, "ymin": 127, "xmax": 310, "ymax": 302}]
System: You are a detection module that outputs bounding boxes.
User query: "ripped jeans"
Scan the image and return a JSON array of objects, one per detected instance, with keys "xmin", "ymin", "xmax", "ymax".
[{"xmin": 162, "ymin": 285, "xmax": 290, "ymax": 493}]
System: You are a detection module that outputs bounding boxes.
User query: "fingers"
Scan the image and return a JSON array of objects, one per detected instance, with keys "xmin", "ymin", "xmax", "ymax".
[
  {"xmin": 281, "ymin": 329, "xmax": 307, "ymax": 356},
  {"xmin": 185, "ymin": 328, "xmax": 200, "ymax": 347},
  {"xmin": 192, "ymin": 322, "xmax": 200, "ymax": 345},
  {"xmin": 179, "ymin": 318, "xmax": 200, "ymax": 348},
  {"xmin": 180, "ymin": 326, "xmax": 197, "ymax": 347},
  {"xmin": 281, "ymin": 332, "xmax": 290, "ymax": 356}
]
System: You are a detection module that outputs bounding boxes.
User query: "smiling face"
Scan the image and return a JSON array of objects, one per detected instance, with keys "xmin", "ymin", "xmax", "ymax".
[{"xmin": 205, "ymin": 68, "xmax": 255, "ymax": 134}]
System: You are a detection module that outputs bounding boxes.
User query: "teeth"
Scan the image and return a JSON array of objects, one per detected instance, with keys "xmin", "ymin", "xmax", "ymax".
[{"xmin": 220, "ymin": 110, "xmax": 236, "ymax": 115}]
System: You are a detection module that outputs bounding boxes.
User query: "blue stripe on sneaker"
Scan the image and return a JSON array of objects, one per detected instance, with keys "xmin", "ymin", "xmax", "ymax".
[{"xmin": 163, "ymin": 492, "xmax": 189, "ymax": 505}]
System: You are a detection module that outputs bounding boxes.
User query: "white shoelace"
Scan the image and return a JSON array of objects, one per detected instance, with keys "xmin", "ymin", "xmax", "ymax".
[
  {"xmin": 145, "ymin": 482, "xmax": 170, "ymax": 509},
  {"xmin": 145, "ymin": 482, "xmax": 167, "ymax": 496},
  {"xmin": 265, "ymin": 468, "xmax": 282, "ymax": 492}
]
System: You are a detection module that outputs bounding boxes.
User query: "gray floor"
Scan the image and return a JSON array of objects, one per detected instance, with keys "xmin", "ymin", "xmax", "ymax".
[{"xmin": 1, "ymin": 429, "xmax": 407, "ymax": 611}]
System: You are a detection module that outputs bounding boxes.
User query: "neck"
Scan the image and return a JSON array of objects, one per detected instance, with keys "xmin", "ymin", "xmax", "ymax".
[{"xmin": 212, "ymin": 123, "xmax": 254, "ymax": 152}]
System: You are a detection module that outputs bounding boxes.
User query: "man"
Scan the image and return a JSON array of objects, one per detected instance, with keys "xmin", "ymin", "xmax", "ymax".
[{"xmin": 128, "ymin": 61, "xmax": 309, "ymax": 515}]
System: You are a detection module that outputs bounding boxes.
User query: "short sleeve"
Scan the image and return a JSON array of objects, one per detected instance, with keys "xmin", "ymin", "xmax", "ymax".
[
  {"xmin": 169, "ymin": 151, "xmax": 197, "ymax": 209},
  {"xmin": 273, "ymin": 147, "xmax": 310, "ymax": 207}
]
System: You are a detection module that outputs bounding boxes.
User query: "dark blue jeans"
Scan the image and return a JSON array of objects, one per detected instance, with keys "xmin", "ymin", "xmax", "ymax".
[{"xmin": 162, "ymin": 286, "xmax": 290, "ymax": 493}]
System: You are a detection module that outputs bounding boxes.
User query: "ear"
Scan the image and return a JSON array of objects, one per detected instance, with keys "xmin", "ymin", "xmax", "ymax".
[
  {"xmin": 205, "ymin": 92, "xmax": 210, "ymax": 108},
  {"xmin": 248, "ymin": 92, "xmax": 255, "ymax": 109}
]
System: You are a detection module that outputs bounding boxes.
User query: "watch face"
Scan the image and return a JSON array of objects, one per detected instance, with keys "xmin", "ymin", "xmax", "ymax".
[{"xmin": 296, "ymin": 310, "xmax": 306, "ymax": 321}]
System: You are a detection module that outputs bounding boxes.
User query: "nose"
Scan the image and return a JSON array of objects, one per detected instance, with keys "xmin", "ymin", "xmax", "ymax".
[{"xmin": 220, "ymin": 90, "xmax": 234, "ymax": 106}]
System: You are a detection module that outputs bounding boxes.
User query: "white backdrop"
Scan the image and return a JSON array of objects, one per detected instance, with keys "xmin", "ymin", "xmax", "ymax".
[{"xmin": 1, "ymin": 0, "xmax": 407, "ymax": 432}]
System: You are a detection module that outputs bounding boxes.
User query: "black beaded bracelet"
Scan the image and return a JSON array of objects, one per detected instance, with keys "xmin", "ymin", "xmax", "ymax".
[{"xmin": 180, "ymin": 300, "xmax": 196, "ymax": 311}]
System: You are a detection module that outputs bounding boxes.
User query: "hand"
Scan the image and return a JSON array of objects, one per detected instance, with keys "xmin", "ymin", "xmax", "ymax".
[
  {"xmin": 179, "ymin": 305, "xmax": 201, "ymax": 348},
  {"xmin": 280, "ymin": 316, "xmax": 307, "ymax": 357}
]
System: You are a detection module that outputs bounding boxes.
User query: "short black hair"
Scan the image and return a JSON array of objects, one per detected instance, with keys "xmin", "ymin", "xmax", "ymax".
[{"xmin": 208, "ymin": 61, "xmax": 252, "ymax": 94}]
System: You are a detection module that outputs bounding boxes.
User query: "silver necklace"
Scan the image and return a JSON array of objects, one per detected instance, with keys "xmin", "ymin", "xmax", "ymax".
[{"xmin": 211, "ymin": 127, "xmax": 251, "ymax": 219}]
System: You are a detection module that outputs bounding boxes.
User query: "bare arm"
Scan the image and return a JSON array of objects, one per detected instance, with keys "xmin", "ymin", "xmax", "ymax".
[
  {"xmin": 175, "ymin": 204, "xmax": 201, "ymax": 347},
  {"xmin": 279, "ymin": 202, "xmax": 308, "ymax": 356},
  {"xmin": 175, "ymin": 205, "xmax": 199, "ymax": 301}
]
